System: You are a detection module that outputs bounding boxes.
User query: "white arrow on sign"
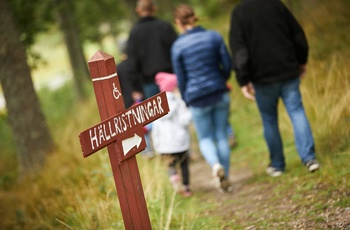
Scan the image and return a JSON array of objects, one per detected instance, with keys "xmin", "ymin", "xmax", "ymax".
[{"xmin": 121, "ymin": 133, "xmax": 143, "ymax": 156}]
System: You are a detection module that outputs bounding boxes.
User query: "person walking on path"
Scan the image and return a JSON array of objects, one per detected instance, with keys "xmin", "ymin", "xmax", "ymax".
[
  {"xmin": 171, "ymin": 4, "xmax": 233, "ymax": 192},
  {"xmin": 116, "ymin": 38, "xmax": 154, "ymax": 158},
  {"xmin": 152, "ymin": 72, "xmax": 192, "ymax": 197},
  {"xmin": 126, "ymin": 0, "xmax": 178, "ymax": 159},
  {"xmin": 126, "ymin": 0, "xmax": 178, "ymax": 99},
  {"xmin": 229, "ymin": 0, "xmax": 320, "ymax": 177}
]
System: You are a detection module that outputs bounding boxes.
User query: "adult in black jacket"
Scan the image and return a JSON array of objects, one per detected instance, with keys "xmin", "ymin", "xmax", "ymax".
[
  {"xmin": 116, "ymin": 39, "xmax": 134, "ymax": 108},
  {"xmin": 126, "ymin": 0, "xmax": 177, "ymax": 99},
  {"xmin": 229, "ymin": 0, "xmax": 320, "ymax": 176}
]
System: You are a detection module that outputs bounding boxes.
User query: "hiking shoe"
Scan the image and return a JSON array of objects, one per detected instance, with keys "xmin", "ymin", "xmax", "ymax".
[
  {"xmin": 169, "ymin": 174, "xmax": 181, "ymax": 192},
  {"xmin": 212, "ymin": 163, "xmax": 225, "ymax": 188},
  {"xmin": 306, "ymin": 160, "xmax": 320, "ymax": 172},
  {"xmin": 212, "ymin": 163, "xmax": 225, "ymax": 180},
  {"xmin": 229, "ymin": 135, "xmax": 237, "ymax": 148},
  {"xmin": 212, "ymin": 163, "xmax": 225, "ymax": 178},
  {"xmin": 181, "ymin": 185, "xmax": 192, "ymax": 197},
  {"xmin": 218, "ymin": 179, "xmax": 233, "ymax": 193},
  {"xmin": 266, "ymin": 166, "xmax": 283, "ymax": 177}
]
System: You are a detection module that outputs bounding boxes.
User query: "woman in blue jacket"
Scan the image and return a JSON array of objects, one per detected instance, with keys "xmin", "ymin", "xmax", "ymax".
[{"xmin": 171, "ymin": 4, "xmax": 233, "ymax": 192}]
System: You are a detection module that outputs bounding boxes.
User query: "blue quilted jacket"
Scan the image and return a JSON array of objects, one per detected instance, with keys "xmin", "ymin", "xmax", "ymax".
[{"xmin": 171, "ymin": 26, "xmax": 232, "ymax": 106}]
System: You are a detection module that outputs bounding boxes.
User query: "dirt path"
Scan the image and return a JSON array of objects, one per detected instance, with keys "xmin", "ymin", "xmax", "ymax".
[{"xmin": 188, "ymin": 151, "xmax": 350, "ymax": 229}]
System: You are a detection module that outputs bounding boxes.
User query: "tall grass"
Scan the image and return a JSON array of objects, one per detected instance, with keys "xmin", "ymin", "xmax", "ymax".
[
  {"xmin": 304, "ymin": 56, "xmax": 350, "ymax": 153},
  {"xmin": 0, "ymin": 87, "xmax": 223, "ymax": 229},
  {"xmin": 299, "ymin": 0, "xmax": 350, "ymax": 155},
  {"xmin": 1, "ymin": 79, "xmax": 229, "ymax": 229}
]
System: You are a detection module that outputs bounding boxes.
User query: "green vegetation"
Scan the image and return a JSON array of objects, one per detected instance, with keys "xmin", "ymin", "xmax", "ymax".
[{"xmin": 1, "ymin": 0, "xmax": 349, "ymax": 229}]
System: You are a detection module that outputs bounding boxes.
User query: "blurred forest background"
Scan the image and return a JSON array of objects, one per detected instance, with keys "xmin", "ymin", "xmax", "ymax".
[{"xmin": 0, "ymin": 0, "xmax": 349, "ymax": 229}]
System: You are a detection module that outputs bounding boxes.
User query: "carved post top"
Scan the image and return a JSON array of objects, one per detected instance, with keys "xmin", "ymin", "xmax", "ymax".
[
  {"xmin": 88, "ymin": 50, "xmax": 116, "ymax": 80},
  {"xmin": 88, "ymin": 50, "xmax": 113, "ymax": 62}
]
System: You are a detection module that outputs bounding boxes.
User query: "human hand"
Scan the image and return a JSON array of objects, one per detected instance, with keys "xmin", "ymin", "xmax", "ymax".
[
  {"xmin": 241, "ymin": 82, "xmax": 255, "ymax": 101},
  {"xmin": 132, "ymin": 91, "xmax": 143, "ymax": 102}
]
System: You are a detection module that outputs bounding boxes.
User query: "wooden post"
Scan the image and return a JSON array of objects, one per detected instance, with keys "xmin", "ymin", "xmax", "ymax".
[{"xmin": 79, "ymin": 50, "xmax": 169, "ymax": 229}]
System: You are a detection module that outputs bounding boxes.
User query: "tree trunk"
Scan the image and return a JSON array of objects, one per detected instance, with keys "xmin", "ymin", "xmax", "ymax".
[
  {"xmin": 55, "ymin": 0, "xmax": 89, "ymax": 101},
  {"xmin": 0, "ymin": 0, "xmax": 55, "ymax": 176}
]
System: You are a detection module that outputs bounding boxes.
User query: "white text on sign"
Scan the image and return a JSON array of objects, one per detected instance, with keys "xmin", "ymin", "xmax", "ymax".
[{"xmin": 89, "ymin": 95, "xmax": 164, "ymax": 151}]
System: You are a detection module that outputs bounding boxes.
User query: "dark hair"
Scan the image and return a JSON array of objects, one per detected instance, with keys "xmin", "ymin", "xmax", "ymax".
[
  {"xmin": 137, "ymin": 0, "xmax": 156, "ymax": 13},
  {"xmin": 174, "ymin": 4, "xmax": 199, "ymax": 25}
]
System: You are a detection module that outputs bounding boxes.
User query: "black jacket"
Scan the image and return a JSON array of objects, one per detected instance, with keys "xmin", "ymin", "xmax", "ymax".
[
  {"xmin": 229, "ymin": 0, "xmax": 308, "ymax": 86},
  {"xmin": 117, "ymin": 60, "xmax": 134, "ymax": 108},
  {"xmin": 126, "ymin": 16, "xmax": 177, "ymax": 88}
]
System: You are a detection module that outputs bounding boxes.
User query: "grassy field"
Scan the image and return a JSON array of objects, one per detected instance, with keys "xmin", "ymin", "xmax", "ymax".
[{"xmin": 0, "ymin": 1, "xmax": 350, "ymax": 229}]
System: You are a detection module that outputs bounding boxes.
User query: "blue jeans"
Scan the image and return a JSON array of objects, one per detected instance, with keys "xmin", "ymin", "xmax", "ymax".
[
  {"xmin": 142, "ymin": 82, "xmax": 160, "ymax": 99},
  {"xmin": 141, "ymin": 82, "xmax": 159, "ymax": 154},
  {"xmin": 190, "ymin": 92, "xmax": 231, "ymax": 177},
  {"xmin": 143, "ymin": 124, "xmax": 153, "ymax": 154},
  {"xmin": 254, "ymin": 77, "xmax": 316, "ymax": 171}
]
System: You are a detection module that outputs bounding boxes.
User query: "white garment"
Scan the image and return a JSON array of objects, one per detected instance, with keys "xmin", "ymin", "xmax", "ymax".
[{"xmin": 152, "ymin": 92, "xmax": 191, "ymax": 154}]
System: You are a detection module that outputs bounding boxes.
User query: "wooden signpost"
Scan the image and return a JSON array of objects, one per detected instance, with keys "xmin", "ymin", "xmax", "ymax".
[{"xmin": 79, "ymin": 50, "xmax": 169, "ymax": 229}]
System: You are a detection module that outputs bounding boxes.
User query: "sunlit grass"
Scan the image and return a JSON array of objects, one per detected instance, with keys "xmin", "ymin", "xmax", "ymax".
[
  {"xmin": 305, "ymin": 55, "xmax": 350, "ymax": 153},
  {"xmin": 0, "ymin": 84, "xmax": 223, "ymax": 229}
]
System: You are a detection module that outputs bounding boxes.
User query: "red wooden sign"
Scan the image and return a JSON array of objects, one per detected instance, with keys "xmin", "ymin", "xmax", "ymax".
[
  {"xmin": 79, "ymin": 91, "xmax": 169, "ymax": 158},
  {"xmin": 78, "ymin": 50, "xmax": 169, "ymax": 229}
]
